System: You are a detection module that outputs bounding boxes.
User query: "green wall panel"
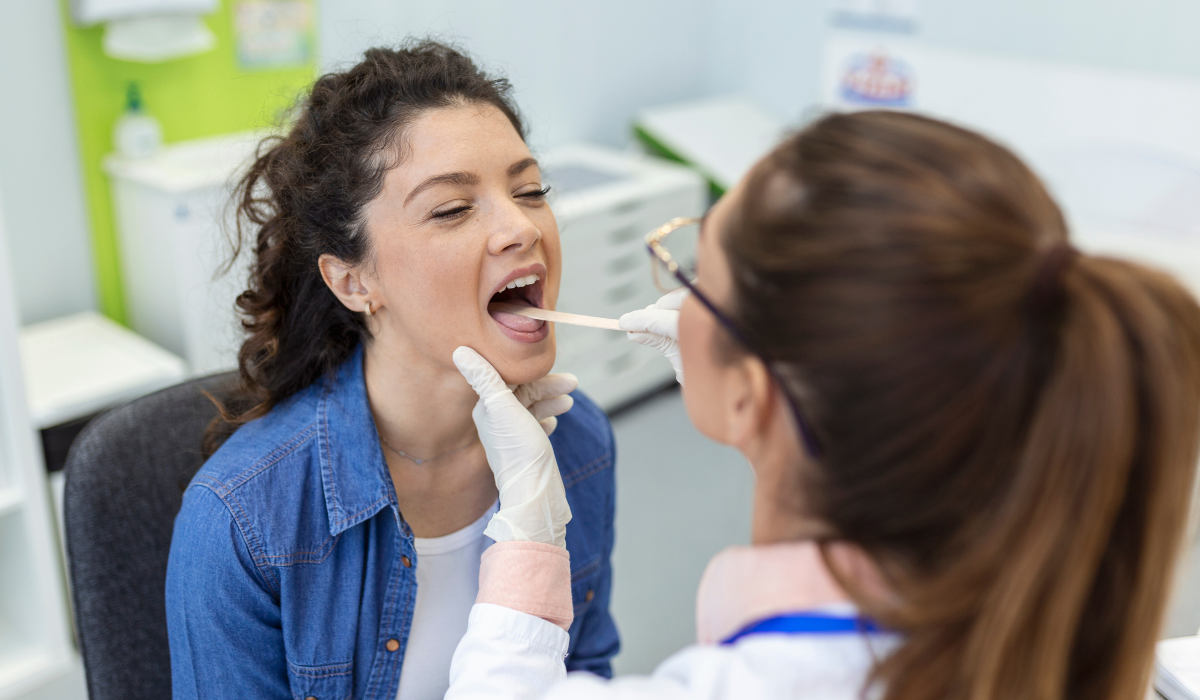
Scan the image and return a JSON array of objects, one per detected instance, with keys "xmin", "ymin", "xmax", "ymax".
[{"xmin": 61, "ymin": 0, "xmax": 316, "ymax": 323}]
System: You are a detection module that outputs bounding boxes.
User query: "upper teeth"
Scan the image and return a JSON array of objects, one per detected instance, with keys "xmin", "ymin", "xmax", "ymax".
[{"xmin": 505, "ymin": 274, "xmax": 540, "ymax": 290}]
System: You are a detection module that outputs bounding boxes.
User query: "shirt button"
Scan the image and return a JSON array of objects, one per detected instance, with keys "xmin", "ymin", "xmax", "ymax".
[
  {"xmin": 401, "ymin": 556, "xmax": 412, "ymax": 568},
  {"xmin": 386, "ymin": 639, "xmax": 400, "ymax": 652},
  {"xmin": 585, "ymin": 589, "xmax": 595, "ymax": 603},
  {"xmin": 305, "ymin": 697, "xmax": 317, "ymax": 700}
]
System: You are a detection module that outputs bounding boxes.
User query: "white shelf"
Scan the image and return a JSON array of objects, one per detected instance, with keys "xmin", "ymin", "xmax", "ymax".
[
  {"xmin": 0, "ymin": 489, "xmax": 19, "ymax": 519},
  {"xmin": 20, "ymin": 311, "xmax": 187, "ymax": 428},
  {"xmin": 0, "ymin": 645, "xmax": 72, "ymax": 700},
  {"xmin": 0, "ymin": 175, "xmax": 74, "ymax": 700}
]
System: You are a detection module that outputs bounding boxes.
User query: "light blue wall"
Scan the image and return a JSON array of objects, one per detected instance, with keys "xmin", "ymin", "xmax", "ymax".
[
  {"xmin": 703, "ymin": 1, "xmax": 827, "ymax": 123},
  {"xmin": 320, "ymin": 1, "xmax": 1200, "ymax": 154},
  {"xmin": 917, "ymin": 0, "xmax": 1200, "ymax": 79},
  {"xmin": 5, "ymin": 0, "xmax": 1200, "ymax": 327},
  {"xmin": 317, "ymin": 0, "xmax": 711, "ymax": 151},
  {"xmin": 0, "ymin": 0, "xmax": 95, "ymax": 325},
  {"xmin": 705, "ymin": 0, "xmax": 1200, "ymax": 126}
]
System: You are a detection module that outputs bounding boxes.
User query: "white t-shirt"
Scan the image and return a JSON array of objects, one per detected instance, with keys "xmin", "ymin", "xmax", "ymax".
[{"xmin": 396, "ymin": 501, "xmax": 499, "ymax": 700}]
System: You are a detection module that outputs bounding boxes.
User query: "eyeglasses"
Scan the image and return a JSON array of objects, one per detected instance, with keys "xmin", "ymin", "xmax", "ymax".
[{"xmin": 645, "ymin": 217, "xmax": 824, "ymax": 459}]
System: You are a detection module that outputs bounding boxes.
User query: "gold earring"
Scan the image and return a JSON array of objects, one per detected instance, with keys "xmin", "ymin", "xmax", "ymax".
[{"xmin": 364, "ymin": 301, "xmax": 374, "ymax": 316}]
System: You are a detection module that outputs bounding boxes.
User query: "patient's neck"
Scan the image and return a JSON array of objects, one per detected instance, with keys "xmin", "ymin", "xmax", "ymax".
[
  {"xmin": 362, "ymin": 333, "xmax": 496, "ymax": 538},
  {"xmin": 363, "ymin": 335, "xmax": 478, "ymax": 457}
]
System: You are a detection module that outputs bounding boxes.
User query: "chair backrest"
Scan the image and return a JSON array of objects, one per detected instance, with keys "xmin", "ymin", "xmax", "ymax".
[{"xmin": 64, "ymin": 372, "xmax": 239, "ymax": 700}]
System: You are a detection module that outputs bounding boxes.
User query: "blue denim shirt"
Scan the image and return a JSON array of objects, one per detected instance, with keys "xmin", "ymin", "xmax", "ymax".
[{"xmin": 165, "ymin": 346, "xmax": 619, "ymax": 699}]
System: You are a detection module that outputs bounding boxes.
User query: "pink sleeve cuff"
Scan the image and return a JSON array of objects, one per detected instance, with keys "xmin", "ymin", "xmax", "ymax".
[{"xmin": 477, "ymin": 541, "xmax": 574, "ymax": 631}]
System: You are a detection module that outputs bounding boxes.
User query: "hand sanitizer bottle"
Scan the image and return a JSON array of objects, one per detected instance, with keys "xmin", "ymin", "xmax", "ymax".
[{"xmin": 113, "ymin": 82, "xmax": 162, "ymax": 159}]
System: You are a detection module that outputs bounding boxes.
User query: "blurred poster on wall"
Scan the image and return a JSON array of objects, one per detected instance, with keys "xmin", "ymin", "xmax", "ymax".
[
  {"xmin": 821, "ymin": 32, "xmax": 1200, "ymax": 294},
  {"xmin": 234, "ymin": 0, "xmax": 313, "ymax": 69}
]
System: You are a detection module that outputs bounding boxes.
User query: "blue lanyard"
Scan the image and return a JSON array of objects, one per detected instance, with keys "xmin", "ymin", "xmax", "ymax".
[{"xmin": 720, "ymin": 612, "xmax": 883, "ymax": 645}]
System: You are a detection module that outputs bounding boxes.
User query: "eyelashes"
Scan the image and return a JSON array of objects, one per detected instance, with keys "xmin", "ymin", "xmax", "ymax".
[
  {"xmin": 519, "ymin": 185, "xmax": 552, "ymax": 200},
  {"xmin": 430, "ymin": 185, "xmax": 551, "ymax": 220},
  {"xmin": 432, "ymin": 205, "xmax": 472, "ymax": 220}
]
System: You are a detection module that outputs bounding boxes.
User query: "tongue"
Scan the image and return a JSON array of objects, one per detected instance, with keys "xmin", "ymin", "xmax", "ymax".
[{"xmin": 489, "ymin": 307, "xmax": 545, "ymax": 332}]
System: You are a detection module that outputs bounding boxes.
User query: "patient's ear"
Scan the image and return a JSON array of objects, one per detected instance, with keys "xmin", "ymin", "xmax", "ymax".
[{"xmin": 318, "ymin": 254, "xmax": 374, "ymax": 313}]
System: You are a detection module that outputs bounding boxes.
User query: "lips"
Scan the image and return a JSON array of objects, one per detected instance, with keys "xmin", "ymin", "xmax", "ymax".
[{"xmin": 487, "ymin": 264, "xmax": 548, "ymax": 343}]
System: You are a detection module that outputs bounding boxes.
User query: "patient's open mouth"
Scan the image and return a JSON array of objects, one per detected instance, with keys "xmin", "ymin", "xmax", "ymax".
[{"xmin": 488, "ymin": 267, "xmax": 549, "ymax": 343}]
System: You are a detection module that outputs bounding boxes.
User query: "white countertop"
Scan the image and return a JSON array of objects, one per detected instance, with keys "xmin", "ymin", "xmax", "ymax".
[{"xmin": 19, "ymin": 312, "xmax": 187, "ymax": 428}]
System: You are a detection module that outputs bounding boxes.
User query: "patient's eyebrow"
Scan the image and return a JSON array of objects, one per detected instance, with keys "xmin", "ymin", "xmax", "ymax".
[
  {"xmin": 404, "ymin": 171, "xmax": 481, "ymax": 206},
  {"xmin": 508, "ymin": 157, "xmax": 539, "ymax": 177}
]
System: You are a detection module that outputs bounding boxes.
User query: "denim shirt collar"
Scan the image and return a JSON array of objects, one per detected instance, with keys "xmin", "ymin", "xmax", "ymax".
[{"xmin": 316, "ymin": 344, "xmax": 402, "ymax": 536}]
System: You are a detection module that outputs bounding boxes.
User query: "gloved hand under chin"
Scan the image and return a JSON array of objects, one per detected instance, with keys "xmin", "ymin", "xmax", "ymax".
[
  {"xmin": 514, "ymin": 372, "xmax": 577, "ymax": 437},
  {"xmin": 452, "ymin": 347, "xmax": 573, "ymax": 549}
]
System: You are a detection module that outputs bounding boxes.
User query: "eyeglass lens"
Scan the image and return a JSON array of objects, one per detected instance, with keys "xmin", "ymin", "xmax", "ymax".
[{"xmin": 652, "ymin": 221, "xmax": 701, "ymax": 293}]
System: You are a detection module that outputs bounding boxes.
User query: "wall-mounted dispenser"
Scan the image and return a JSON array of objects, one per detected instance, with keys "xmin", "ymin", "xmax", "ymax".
[{"xmin": 70, "ymin": 0, "xmax": 218, "ymax": 63}]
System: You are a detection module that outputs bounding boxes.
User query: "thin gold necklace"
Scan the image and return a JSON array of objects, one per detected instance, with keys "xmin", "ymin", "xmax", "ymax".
[{"xmin": 377, "ymin": 432, "xmax": 478, "ymax": 466}]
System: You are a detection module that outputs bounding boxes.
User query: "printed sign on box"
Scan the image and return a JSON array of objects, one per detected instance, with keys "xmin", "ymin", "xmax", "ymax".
[{"xmin": 838, "ymin": 52, "xmax": 914, "ymax": 107}]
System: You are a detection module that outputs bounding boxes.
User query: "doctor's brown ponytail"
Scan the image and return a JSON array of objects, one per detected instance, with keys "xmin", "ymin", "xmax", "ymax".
[{"xmin": 726, "ymin": 110, "xmax": 1200, "ymax": 700}]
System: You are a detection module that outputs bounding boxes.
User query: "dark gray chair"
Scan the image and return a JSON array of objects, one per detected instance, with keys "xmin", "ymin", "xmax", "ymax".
[{"xmin": 64, "ymin": 372, "xmax": 239, "ymax": 700}]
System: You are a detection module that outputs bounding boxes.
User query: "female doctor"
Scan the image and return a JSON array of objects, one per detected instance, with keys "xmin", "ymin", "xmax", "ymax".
[{"xmin": 446, "ymin": 111, "xmax": 1200, "ymax": 700}]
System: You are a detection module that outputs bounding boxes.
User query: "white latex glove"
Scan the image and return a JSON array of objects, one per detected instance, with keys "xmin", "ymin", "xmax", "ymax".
[
  {"xmin": 514, "ymin": 372, "xmax": 577, "ymax": 436},
  {"xmin": 453, "ymin": 347, "xmax": 573, "ymax": 548},
  {"xmin": 619, "ymin": 287, "xmax": 688, "ymax": 385}
]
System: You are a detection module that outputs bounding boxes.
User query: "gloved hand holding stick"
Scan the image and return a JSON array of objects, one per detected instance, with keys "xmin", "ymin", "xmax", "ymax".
[{"xmin": 619, "ymin": 287, "xmax": 688, "ymax": 385}]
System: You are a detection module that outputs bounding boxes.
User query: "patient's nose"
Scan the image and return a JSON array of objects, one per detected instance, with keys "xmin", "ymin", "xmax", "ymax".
[{"xmin": 487, "ymin": 203, "xmax": 542, "ymax": 255}]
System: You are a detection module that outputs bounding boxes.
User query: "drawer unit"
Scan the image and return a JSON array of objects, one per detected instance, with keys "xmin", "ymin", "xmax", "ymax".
[
  {"xmin": 555, "ymin": 332, "xmax": 667, "ymax": 411},
  {"xmin": 542, "ymin": 144, "xmax": 706, "ymax": 411}
]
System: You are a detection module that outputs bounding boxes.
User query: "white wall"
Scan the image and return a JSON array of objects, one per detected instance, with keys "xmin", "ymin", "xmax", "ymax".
[
  {"xmin": 706, "ymin": 0, "xmax": 1200, "ymax": 126},
  {"xmin": 4, "ymin": 0, "xmax": 1193, "ymax": 327},
  {"xmin": 918, "ymin": 0, "xmax": 1200, "ymax": 80},
  {"xmin": 0, "ymin": 0, "xmax": 1195, "ymax": 326},
  {"xmin": 317, "ymin": 0, "xmax": 711, "ymax": 152},
  {"xmin": 0, "ymin": 1, "xmax": 96, "ymax": 325},
  {"xmin": 703, "ymin": 2, "xmax": 827, "ymax": 125}
]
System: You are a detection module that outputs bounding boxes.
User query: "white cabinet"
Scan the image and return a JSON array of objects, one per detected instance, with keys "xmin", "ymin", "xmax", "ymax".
[
  {"xmin": 0, "ymin": 189, "xmax": 75, "ymax": 698},
  {"xmin": 105, "ymin": 132, "xmax": 261, "ymax": 376},
  {"xmin": 543, "ymin": 145, "xmax": 707, "ymax": 410}
]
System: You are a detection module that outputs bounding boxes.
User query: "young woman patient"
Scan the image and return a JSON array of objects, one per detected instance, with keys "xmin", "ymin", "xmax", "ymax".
[{"xmin": 165, "ymin": 41, "xmax": 619, "ymax": 700}]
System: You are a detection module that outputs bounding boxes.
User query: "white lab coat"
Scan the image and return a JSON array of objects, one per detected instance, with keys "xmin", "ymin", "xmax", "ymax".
[{"xmin": 447, "ymin": 603, "xmax": 899, "ymax": 700}]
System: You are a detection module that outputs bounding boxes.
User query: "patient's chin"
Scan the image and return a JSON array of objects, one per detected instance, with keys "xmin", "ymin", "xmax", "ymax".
[{"xmin": 494, "ymin": 343, "xmax": 557, "ymax": 386}]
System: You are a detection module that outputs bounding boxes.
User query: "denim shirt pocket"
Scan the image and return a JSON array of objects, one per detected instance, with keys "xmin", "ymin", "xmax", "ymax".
[{"xmin": 287, "ymin": 659, "xmax": 354, "ymax": 700}]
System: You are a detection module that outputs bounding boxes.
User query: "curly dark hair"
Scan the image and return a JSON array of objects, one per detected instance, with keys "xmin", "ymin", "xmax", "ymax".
[{"xmin": 203, "ymin": 40, "xmax": 525, "ymax": 455}]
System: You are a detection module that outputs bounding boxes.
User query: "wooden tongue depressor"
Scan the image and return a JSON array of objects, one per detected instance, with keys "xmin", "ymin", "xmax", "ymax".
[{"xmin": 489, "ymin": 302, "xmax": 623, "ymax": 331}]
